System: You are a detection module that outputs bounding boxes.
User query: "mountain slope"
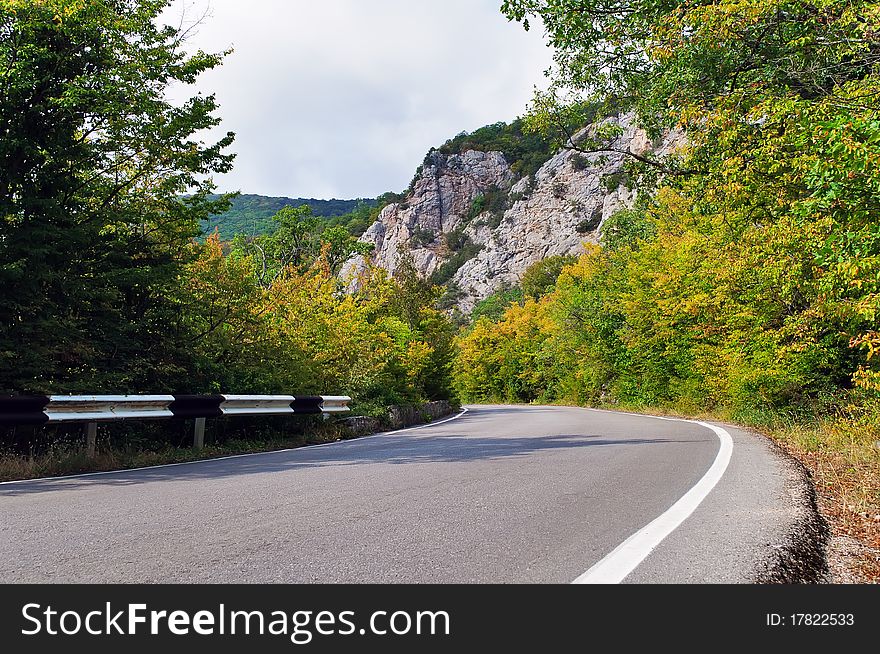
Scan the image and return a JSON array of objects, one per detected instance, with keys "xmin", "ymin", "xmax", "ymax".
[
  {"xmin": 202, "ymin": 194, "xmax": 373, "ymax": 240},
  {"xmin": 345, "ymin": 112, "xmax": 682, "ymax": 313}
]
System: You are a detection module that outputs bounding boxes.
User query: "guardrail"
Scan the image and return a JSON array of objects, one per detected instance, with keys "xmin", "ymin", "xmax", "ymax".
[
  {"xmin": 0, "ymin": 394, "xmax": 350, "ymax": 455},
  {"xmin": 320, "ymin": 396, "xmax": 353, "ymax": 414}
]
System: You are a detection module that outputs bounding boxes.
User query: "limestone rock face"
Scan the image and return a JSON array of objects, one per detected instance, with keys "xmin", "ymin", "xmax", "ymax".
[
  {"xmin": 353, "ymin": 149, "xmax": 514, "ymax": 280},
  {"xmin": 345, "ymin": 112, "xmax": 683, "ymax": 313}
]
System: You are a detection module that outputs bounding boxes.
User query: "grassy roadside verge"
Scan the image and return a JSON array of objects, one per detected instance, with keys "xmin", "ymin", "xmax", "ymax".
[
  {"xmin": 736, "ymin": 412, "xmax": 880, "ymax": 583},
  {"xmin": 0, "ymin": 424, "xmax": 348, "ymax": 483}
]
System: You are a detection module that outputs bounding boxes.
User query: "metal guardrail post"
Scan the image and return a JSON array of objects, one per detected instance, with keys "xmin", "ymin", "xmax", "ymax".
[
  {"xmin": 84, "ymin": 422, "xmax": 97, "ymax": 458},
  {"xmin": 193, "ymin": 417, "xmax": 206, "ymax": 450}
]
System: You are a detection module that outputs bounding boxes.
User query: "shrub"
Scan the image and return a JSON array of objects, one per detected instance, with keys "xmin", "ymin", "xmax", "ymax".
[
  {"xmin": 571, "ymin": 154, "xmax": 590, "ymax": 171},
  {"xmin": 601, "ymin": 171, "xmax": 630, "ymax": 192},
  {"xmin": 576, "ymin": 207, "xmax": 604, "ymax": 233},
  {"xmin": 431, "ymin": 239, "xmax": 482, "ymax": 286},
  {"xmin": 552, "ymin": 181, "xmax": 568, "ymax": 199},
  {"xmin": 410, "ymin": 226, "xmax": 436, "ymax": 248},
  {"xmin": 521, "ymin": 255, "xmax": 577, "ymax": 300}
]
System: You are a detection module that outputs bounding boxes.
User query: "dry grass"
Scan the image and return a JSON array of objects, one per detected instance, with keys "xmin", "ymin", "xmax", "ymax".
[
  {"xmin": 0, "ymin": 424, "xmax": 347, "ymax": 483},
  {"xmin": 762, "ymin": 415, "xmax": 880, "ymax": 582}
]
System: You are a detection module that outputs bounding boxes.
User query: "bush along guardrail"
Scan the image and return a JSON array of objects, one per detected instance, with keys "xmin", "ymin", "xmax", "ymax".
[{"xmin": 0, "ymin": 394, "xmax": 350, "ymax": 456}]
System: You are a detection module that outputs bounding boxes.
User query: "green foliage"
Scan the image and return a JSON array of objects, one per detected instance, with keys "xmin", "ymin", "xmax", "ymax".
[
  {"xmin": 430, "ymin": 246, "xmax": 481, "ymax": 287},
  {"xmin": 458, "ymin": 0, "xmax": 880, "ymax": 423},
  {"xmin": 230, "ymin": 205, "xmax": 320, "ymax": 286},
  {"xmin": 320, "ymin": 226, "xmax": 375, "ymax": 277},
  {"xmin": 203, "ymin": 195, "xmax": 372, "ymax": 240},
  {"xmin": 467, "ymin": 185, "xmax": 509, "ymax": 229},
  {"xmin": 575, "ymin": 206, "xmax": 603, "ymax": 234},
  {"xmin": 230, "ymin": 205, "xmax": 373, "ymax": 285},
  {"xmin": 443, "ymin": 228, "xmax": 469, "ymax": 253},
  {"xmin": 471, "ymin": 286, "xmax": 525, "ymax": 323},
  {"xmin": 183, "ymin": 236, "xmax": 457, "ymax": 409},
  {"xmin": 0, "ymin": 0, "xmax": 234, "ymax": 394},
  {"xmin": 436, "ymin": 282, "xmax": 466, "ymax": 315},
  {"xmin": 503, "ymin": 0, "xmax": 879, "ymax": 146},
  {"xmin": 454, "ymin": 299, "xmax": 560, "ymax": 403},
  {"xmin": 521, "ymin": 256, "xmax": 577, "ymax": 300},
  {"xmin": 324, "ymin": 201, "xmax": 374, "ymax": 236},
  {"xmin": 324, "ymin": 197, "xmax": 393, "ymax": 237},
  {"xmin": 410, "ymin": 226, "xmax": 437, "ymax": 248},
  {"xmin": 431, "ymin": 232, "xmax": 481, "ymax": 287},
  {"xmin": 601, "ymin": 172, "xmax": 630, "ymax": 192},
  {"xmin": 571, "ymin": 154, "xmax": 590, "ymax": 171},
  {"xmin": 389, "ymin": 251, "xmax": 440, "ymax": 330},
  {"xmin": 0, "ymin": 0, "xmax": 457, "ymax": 417},
  {"xmin": 599, "ymin": 207, "xmax": 654, "ymax": 252},
  {"xmin": 438, "ymin": 118, "xmax": 557, "ymax": 179},
  {"xmin": 467, "ymin": 195, "xmax": 486, "ymax": 222}
]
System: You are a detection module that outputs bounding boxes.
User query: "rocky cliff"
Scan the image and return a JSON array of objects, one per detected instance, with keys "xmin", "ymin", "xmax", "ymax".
[{"xmin": 344, "ymin": 112, "xmax": 683, "ymax": 313}]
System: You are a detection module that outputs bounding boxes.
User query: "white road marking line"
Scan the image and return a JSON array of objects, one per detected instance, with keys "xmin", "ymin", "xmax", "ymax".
[
  {"xmin": 572, "ymin": 410, "xmax": 734, "ymax": 584},
  {"xmin": 0, "ymin": 408, "xmax": 469, "ymax": 487},
  {"xmin": 375, "ymin": 407, "xmax": 468, "ymax": 436}
]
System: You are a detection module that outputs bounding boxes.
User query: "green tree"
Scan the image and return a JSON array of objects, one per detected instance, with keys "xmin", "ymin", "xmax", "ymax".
[
  {"xmin": 498, "ymin": 0, "xmax": 880, "ymax": 405},
  {"xmin": 503, "ymin": 1, "xmax": 879, "ymax": 169},
  {"xmin": 599, "ymin": 207, "xmax": 654, "ymax": 253},
  {"xmin": 232, "ymin": 205, "xmax": 375, "ymax": 284},
  {"xmin": 391, "ymin": 250, "xmax": 440, "ymax": 330},
  {"xmin": 320, "ymin": 225, "xmax": 374, "ymax": 277},
  {"xmin": 520, "ymin": 255, "xmax": 576, "ymax": 300},
  {"xmin": 324, "ymin": 199, "xmax": 378, "ymax": 236},
  {"xmin": 471, "ymin": 285, "xmax": 524, "ymax": 323},
  {"xmin": 232, "ymin": 205, "xmax": 320, "ymax": 287},
  {"xmin": 0, "ymin": 0, "xmax": 234, "ymax": 393}
]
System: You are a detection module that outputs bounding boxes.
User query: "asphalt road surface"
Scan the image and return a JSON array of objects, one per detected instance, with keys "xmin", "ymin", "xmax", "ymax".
[{"xmin": 0, "ymin": 405, "xmax": 812, "ymax": 583}]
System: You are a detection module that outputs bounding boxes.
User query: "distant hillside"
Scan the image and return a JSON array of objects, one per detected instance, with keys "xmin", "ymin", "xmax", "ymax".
[{"xmin": 202, "ymin": 194, "xmax": 374, "ymax": 240}]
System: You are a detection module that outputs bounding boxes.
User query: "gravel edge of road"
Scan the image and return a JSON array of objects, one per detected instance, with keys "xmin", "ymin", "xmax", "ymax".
[{"xmin": 748, "ymin": 430, "xmax": 831, "ymax": 584}]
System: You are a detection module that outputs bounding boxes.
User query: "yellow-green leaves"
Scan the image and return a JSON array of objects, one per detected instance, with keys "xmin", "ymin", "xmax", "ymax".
[
  {"xmin": 182, "ymin": 235, "xmax": 457, "ymax": 410},
  {"xmin": 460, "ymin": 1, "xmax": 880, "ymax": 412}
]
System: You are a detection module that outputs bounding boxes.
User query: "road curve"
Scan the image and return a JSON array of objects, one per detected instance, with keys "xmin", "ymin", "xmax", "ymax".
[{"xmin": 0, "ymin": 405, "xmax": 816, "ymax": 583}]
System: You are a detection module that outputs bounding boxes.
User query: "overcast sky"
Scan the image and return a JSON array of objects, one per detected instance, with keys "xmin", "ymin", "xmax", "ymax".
[{"xmin": 162, "ymin": 0, "xmax": 553, "ymax": 199}]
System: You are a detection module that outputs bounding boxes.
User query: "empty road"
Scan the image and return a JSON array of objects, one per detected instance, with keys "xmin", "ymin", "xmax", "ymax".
[{"xmin": 0, "ymin": 405, "xmax": 818, "ymax": 583}]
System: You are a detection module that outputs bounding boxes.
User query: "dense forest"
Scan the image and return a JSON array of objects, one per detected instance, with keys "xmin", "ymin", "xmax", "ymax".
[
  {"xmin": 481, "ymin": 0, "xmax": 880, "ymax": 416},
  {"xmin": 201, "ymin": 194, "xmax": 374, "ymax": 240}
]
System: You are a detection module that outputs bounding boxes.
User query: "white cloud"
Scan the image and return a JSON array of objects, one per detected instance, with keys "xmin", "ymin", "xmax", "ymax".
[{"xmin": 164, "ymin": 0, "xmax": 553, "ymax": 198}]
